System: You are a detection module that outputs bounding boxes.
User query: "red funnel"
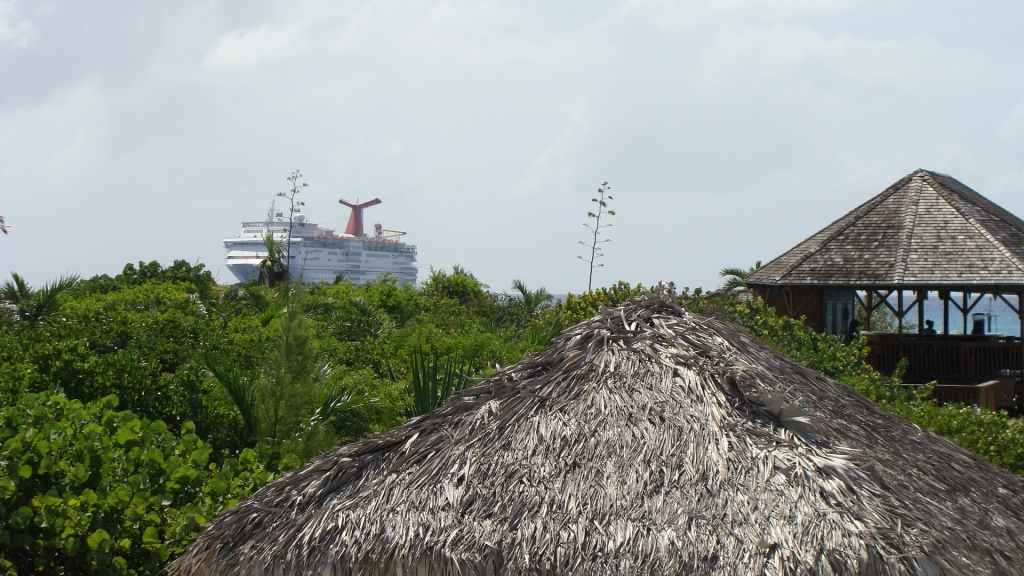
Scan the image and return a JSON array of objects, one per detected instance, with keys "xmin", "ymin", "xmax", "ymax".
[{"xmin": 338, "ymin": 198, "xmax": 382, "ymax": 237}]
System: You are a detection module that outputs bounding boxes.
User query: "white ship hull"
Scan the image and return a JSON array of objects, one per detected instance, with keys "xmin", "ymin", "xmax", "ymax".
[{"xmin": 224, "ymin": 216, "xmax": 417, "ymax": 286}]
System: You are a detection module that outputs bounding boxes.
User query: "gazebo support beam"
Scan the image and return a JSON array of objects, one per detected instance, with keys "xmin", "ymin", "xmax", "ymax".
[
  {"xmin": 963, "ymin": 292, "xmax": 968, "ymax": 334},
  {"xmin": 996, "ymin": 293, "xmax": 1021, "ymax": 315},
  {"xmin": 866, "ymin": 291, "xmax": 873, "ymax": 331},
  {"xmin": 918, "ymin": 290, "xmax": 926, "ymax": 335},
  {"xmin": 943, "ymin": 292, "xmax": 950, "ymax": 335},
  {"xmin": 949, "ymin": 292, "xmax": 986, "ymax": 334},
  {"xmin": 901, "ymin": 293, "xmax": 919, "ymax": 317},
  {"xmin": 898, "ymin": 291, "xmax": 903, "ymax": 337},
  {"xmin": 965, "ymin": 293, "xmax": 986, "ymax": 333},
  {"xmin": 874, "ymin": 290, "xmax": 899, "ymax": 317}
]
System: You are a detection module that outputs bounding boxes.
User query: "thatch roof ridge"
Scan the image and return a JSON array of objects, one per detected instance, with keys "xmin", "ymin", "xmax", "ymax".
[
  {"xmin": 173, "ymin": 293, "xmax": 1024, "ymax": 575},
  {"xmin": 746, "ymin": 169, "xmax": 1024, "ymax": 288}
]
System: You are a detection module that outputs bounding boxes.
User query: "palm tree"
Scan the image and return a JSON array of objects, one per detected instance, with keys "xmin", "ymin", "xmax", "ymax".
[
  {"xmin": 257, "ymin": 234, "xmax": 289, "ymax": 288},
  {"xmin": 718, "ymin": 261, "xmax": 762, "ymax": 294},
  {"xmin": 511, "ymin": 279, "xmax": 553, "ymax": 316},
  {"xmin": 0, "ymin": 272, "xmax": 79, "ymax": 324}
]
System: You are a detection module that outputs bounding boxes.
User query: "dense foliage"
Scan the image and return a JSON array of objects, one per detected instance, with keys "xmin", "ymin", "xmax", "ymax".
[
  {"xmin": 0, "ymin": 262, "xmax": 566, "ymax": 573},
  {"xmin": 3, "ymin": 259, "xmax": 1024, "ymax": 573},
  {"xmin": 0, "ymin": 263, "xmax": 554, "ymax": 460},
  {"xmin": 0, "ymin": 393, "xmax": 271, "ymax": 575}
]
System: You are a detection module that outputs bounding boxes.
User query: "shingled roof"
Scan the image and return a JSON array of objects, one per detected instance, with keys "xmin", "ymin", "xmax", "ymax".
[{"xmin": 745, "ymin": 169, "xmax": 1024, "ymax": 289}]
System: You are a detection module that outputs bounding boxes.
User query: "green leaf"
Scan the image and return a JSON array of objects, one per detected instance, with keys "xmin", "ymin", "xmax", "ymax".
[
  {"xmin": 0, "ymin": 477, "xmax": 15, "ymax": 499},
  {"xmin": 143, "ymin": 447, "xmax": 164, "ymax": 464},
  {"xmin": 9, "ymin": 506, "xmax": 34, "ymax": 529},
  {"xmin": 141, "ymin": 526, "xmax": 160, "ymax": 547},
  {"xmin": 114, "ymin": 427, "xmax": 135, "ymax": 445},
  {"xmin": 278, "ymin": 453, "xmax": 301, "ymax": 471},
  {"xmin": 207, "ymin": 477, "xmax": 228, "ymax": 495},
  {"xmin": 106, "ymin": 487, "xmax": 131, "ymax": 509},
  {"xmin": 87, "ymin": 528, "xmax": 111, "ymax": 551},
  {"xmin": 17, "ymin": 464, "xmax": 31, "ymax": 479},
  {"xmin": 63, "ymin": 536, "xmax": 81, "ymax": 557},
  {"xmin": 69, "ymin": 464, "xmax": 89, "ymax": 485}
]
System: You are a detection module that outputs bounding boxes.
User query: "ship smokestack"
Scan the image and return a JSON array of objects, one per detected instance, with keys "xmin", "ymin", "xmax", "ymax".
[{"xmin": 338, "ymin": 198, "xmax": 382, "ymax": 237}]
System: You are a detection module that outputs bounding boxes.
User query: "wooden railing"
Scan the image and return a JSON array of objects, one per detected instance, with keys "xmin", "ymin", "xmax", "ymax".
[
  {"xmin": 899, "ymin": 379, "xmax": 1016, "ymax": 411},
  {"xmin": 865, "ymin": 334, "xmax": 1022, "ymax": 385}
]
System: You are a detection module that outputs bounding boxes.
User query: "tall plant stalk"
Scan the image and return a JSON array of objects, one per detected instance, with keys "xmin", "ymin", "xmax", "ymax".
[
  {"xmin": 275, "ymin": 170, "xmax": 308, "ymax": 283},
  {"xmin": 578, "ymin": 182, "xmax": 615, "ymax": 291}
]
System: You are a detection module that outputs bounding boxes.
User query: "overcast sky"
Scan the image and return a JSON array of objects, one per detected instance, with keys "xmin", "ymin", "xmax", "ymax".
[{"xmin": 2, "ymin": 0, "xmax": 1024, "ymax": 294}]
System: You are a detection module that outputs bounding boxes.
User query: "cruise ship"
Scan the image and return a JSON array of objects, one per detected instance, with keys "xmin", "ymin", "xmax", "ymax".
[{"xmin": 223, "ymin": 198, "xmax": 418, "ymax": 286}]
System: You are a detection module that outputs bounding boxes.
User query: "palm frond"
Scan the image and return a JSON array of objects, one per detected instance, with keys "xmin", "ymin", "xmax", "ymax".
[
  {"xmin": 308, "ymin": 386, "xmax": 368, "ymax": 433},
  {"xmin": 717, "ymin": 261, "xmax": 763, "ymax": 293},
  {"xmin": 510, "ymin": 279, "xmax": 554, "ymax": 315},
  {"xmin": 302, "ymin": 294, "xmax": 336, "ymax": 316},
  {"xmin": 199, "ymin": 352, "xmax": 259, "ymax": 442},
  {"xmin": 0, "ymin": 272, "xmax": 32, "ymax": 304},
  {"xmin": 243, "ymin": 285, "xmax": 286, "ymax": 327},
  {"xmin": 2, "ymin": 273, "xmax": 79, "ymax": 323}
]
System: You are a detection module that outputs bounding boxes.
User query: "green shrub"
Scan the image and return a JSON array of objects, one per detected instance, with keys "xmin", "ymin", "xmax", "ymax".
[
  {"xmin": 0, "ymin": 392, "xmax": 274, "ymax": 575},
  {"xmin": 419, "ymin": 266, "xmax": 489, "ymax": 308}
]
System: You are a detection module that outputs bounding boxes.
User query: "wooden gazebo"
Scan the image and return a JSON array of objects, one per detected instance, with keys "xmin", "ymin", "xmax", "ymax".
[{"xmin": 746, "ymin": 169, "xmax": 1024, "ymax": 410}]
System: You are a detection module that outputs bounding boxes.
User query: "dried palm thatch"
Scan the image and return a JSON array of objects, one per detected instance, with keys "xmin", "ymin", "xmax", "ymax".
[{"xmin": 172, "ymin": 292, "xmax": 1024, "ymax": 575}]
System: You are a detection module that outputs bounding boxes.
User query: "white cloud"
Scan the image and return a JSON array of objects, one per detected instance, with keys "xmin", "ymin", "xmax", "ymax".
[
  {"xmin": 999, "ymin": 99, "xmax": 1024, "ymax": 142},
  {"xmin": 202, "ymin": 22, "xmax": 310, "ymax": 69},
  {"xmin": 0, "ymin": 0, "xmax": 35, "ymax": 46},
  {"xmin": 705, "ymin": 0, "xmax": 863, "ymax": 16},
  {"xmin": 691, "ymin": 24, "xmax": 985, "ymax": 91},
  {"xmin": 620, "ymin": 0, "xmax": 862, "ymax": 31}
]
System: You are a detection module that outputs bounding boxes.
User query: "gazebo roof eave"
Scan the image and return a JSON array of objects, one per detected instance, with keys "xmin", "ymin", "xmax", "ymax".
[{"xmin": 746, "ymin": 281, "xmax": 1024, "ymax": 294}]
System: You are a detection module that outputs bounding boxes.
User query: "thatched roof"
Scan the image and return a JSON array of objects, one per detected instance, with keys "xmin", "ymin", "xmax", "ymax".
[
  {"xmin": 173, "ymin": 293, "xmax": 1024, "ymax": 575},
  {"xmin": 745, "ymin": 169, "xmax": 1024, "ymax": 290}
]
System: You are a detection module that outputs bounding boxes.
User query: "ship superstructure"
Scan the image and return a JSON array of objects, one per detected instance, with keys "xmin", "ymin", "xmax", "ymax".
[{"xmin": 223, "ymin": 197, "xmax": 417, "ymax": 285}]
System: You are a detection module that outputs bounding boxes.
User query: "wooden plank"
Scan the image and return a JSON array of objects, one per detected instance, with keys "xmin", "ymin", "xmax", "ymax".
[{"xmin": 903, "ymin": 380, "xmax": 1000, "ymax": 411}]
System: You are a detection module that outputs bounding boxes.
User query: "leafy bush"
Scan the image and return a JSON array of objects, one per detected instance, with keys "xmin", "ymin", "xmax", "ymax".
[
  {"xmin": 73, "ymin": 261, "xmax": 216, "ymax": 297},
  {"xmin": 552, "ymin": 281, "xmax": 651, "ymax": 325},
  {"xmin": 881, "ymin": 400, "xmax": 1024, "ymax": 474},
  {"xmin": 0, "ymin": 281, "xmax": 269, "ymax": 456},
  {"xmin": 0, "ymin": 393, "xmax": 274, "ymax": 575},
  {"xmin": 419, "ymin": 266, "xmax": 489, "ymax": 308}
]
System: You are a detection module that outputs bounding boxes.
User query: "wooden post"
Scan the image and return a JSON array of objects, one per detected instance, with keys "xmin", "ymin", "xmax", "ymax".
[
  {"xmin": 897, "ymin": 290, "xmax": 904, "ymax": 338},
  {"xmin": 943, "ymin": 291, "xmax": 949, "ymax": 335},
  {"xmin": 866, "ymin": 291, "xmax": 873, "ymax": 332},
  {"xmin": 963, "ymin": 291, "xmax": 969, "ymax": 334},
  {"xmin": 917, "ymin": 290, "xmax": 926, "ymax": 335},
  {"xmin": 896, "ymin": 291, "xmax": 904, "ymax": 373}
]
